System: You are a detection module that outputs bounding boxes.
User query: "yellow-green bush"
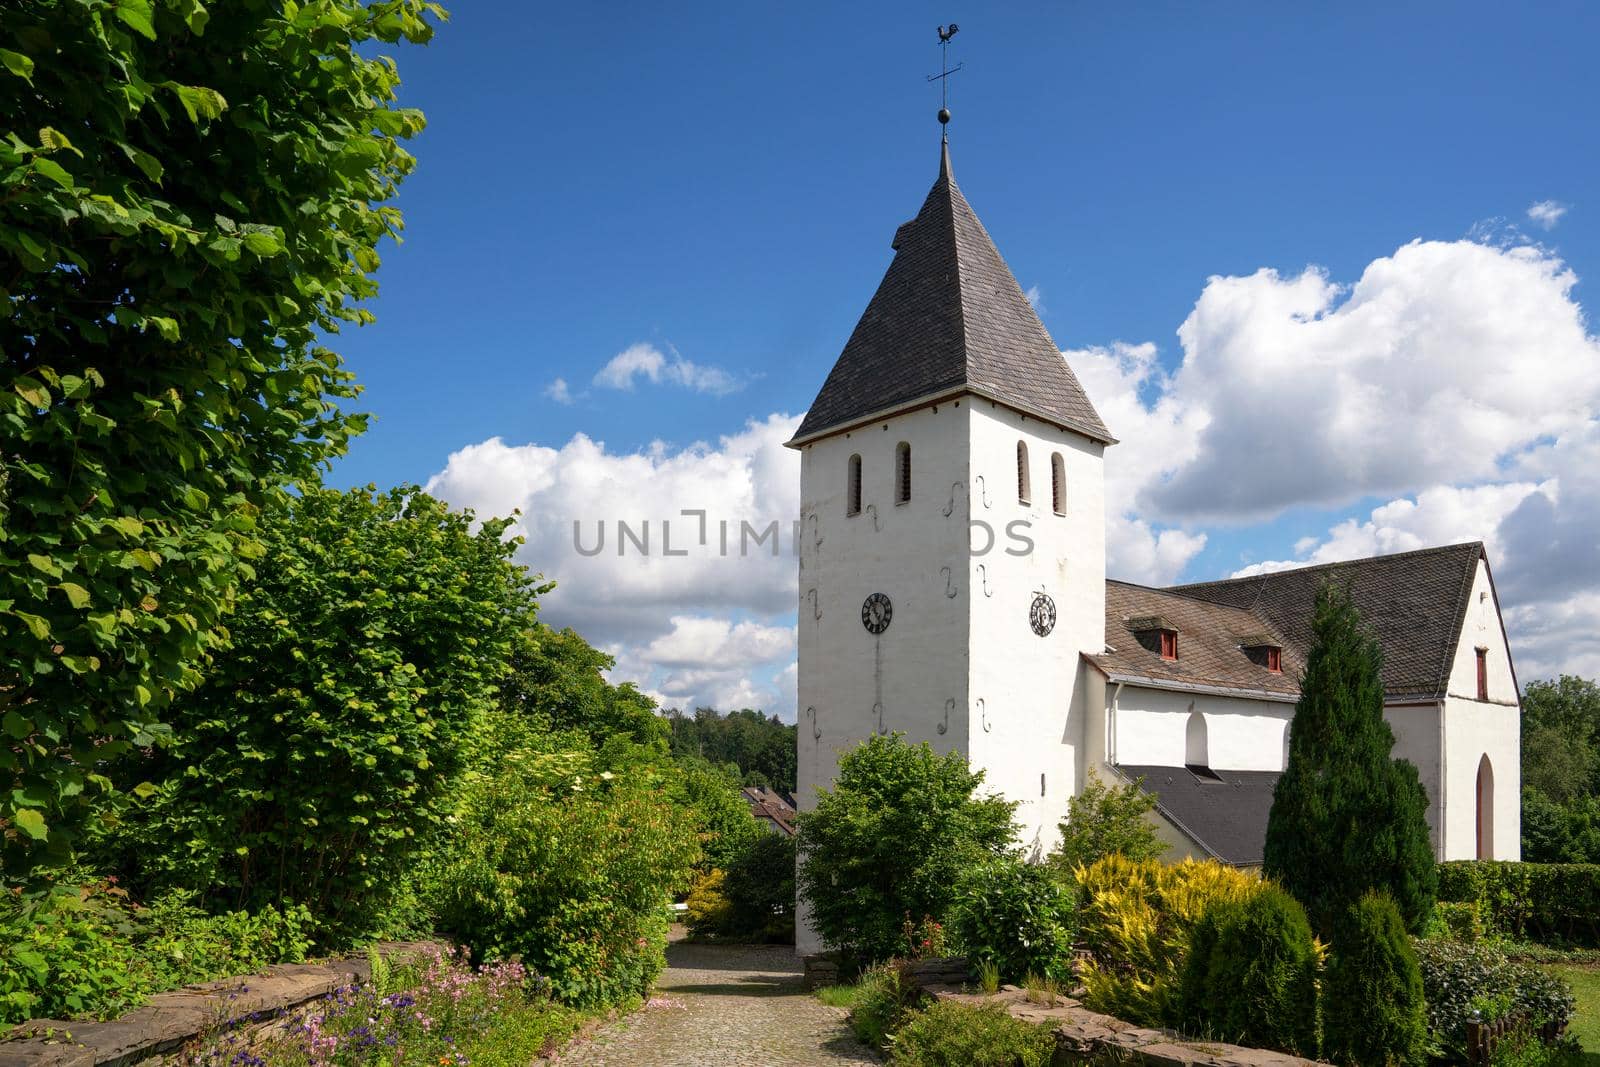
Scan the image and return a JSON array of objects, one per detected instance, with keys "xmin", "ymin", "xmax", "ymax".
[
  {"xmin": 685, "ymin": 869, "xmax": 734, "ymax": 937},
  {"xmin": 1074, "ymin": 855, "xmax": 1261, "ymax": 1026}
]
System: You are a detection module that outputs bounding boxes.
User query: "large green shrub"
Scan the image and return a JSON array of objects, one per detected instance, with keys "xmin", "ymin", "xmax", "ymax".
[
  {"xmin": 0, "ymin": 0, "xmax": 442, "ymax": 872},
  {"xmin": 1264, "ymin": 583, "xmax": 1437, "ymax": 936},
  {"xmin": 1323, "ymin": 892, "xmax": 1427, "ymax": 1067},
  {"xmin": 722, "ymin": 833, "xmax": 797, "ymax": 943},
  {"xmin": 100, "ymin": 487, "xmax": 539, "ymax": 941},
  {"xmin": 1075, "ymin": 855, "xmax": 1261, "ymax": 1027},
  {"xmin": 888, "ymin": 1001, "xmax": 1055, "ymax": 1067},
  {"xmin": 1435, "ymin": 860, "xmax": 1600, "ymax": 947},
  {"xmin": 1176, "ymin": 886, "xmax": 1319, "ymax": 1056},
  {"xmin": 849, "ymin": 963, "xmax": 925, "ymax": 1051},
  {"xmin": 0, "ymin": 880, "xmax": 311, "ymax": 1025},
  {"xmin": 678, "ymin": 760, "xmax": 763, "ymax": 871},
  {"xmin": 427, "ymin": 740, "xmax": 698, "ymax": 1009},
  {"xmin": 1047, "ymin": 767, "xmax": 1168, "ymax": 872},
  {"xmin": 797, "ymin": 733, "xmax": 1017, "ymax": 962},
  {"xmin": 949, "ymin": 857, "xmax": 1076, "ymax": 983},
  {"xmin": 1414, "ymin": 940, "xmax": 1576, "ymax": 1063}
]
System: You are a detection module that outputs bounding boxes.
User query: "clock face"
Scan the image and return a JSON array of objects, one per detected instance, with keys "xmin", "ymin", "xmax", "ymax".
[
  {"xmin": 1030, "ymin": 592, "xmax": 1056, "ymax": 637},
  {"xmin": 861, "ymin": 592, "xmax": 893, "ymax": 634}
]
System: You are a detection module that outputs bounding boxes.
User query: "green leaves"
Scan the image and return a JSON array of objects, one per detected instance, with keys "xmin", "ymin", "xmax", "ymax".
[
  {"xmin": 115, "ymin": 0, "xmax": 158, "ymax": 40},
  {"xmin": 12, "ymin": 809, "xmax": 47, "ymax": 842},
  {"xmin": 162, "ymin": 82, "xmax": 228, "ymax": 124},
  {"xmin": 0, "ymin": 0, "xmax": 442, "ymax": 874},
  {"xmin": 0, "ymin": 49, "xmax": 33, "ymax": 83}
]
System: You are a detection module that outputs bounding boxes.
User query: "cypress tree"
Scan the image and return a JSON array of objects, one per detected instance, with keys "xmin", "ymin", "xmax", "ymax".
[{"xmin": 1264, "ymin": 582, "xmax": 1437, "ymax": 936}]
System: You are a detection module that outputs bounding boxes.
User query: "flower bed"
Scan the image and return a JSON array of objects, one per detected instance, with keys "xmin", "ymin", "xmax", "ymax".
[{"xmin": 181, "ymin": 947, "xmax": 585, "ymax": 1067}]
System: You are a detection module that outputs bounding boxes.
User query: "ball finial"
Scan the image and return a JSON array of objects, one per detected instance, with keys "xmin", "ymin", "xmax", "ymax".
[{"xmin": 938, "ymin": 107, "xmax": 951, "ymax": 125}]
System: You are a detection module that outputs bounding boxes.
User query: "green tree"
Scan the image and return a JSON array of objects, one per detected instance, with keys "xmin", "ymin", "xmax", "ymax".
[
  {"xmin": 1323, "ymin": 891, "xmax": 1427, "ymax": 1067},
  {"xmin": 667, "ymin": 706, "xmax": 797, "ymax": 793},
  {"xmin": 0, "ymin": 0, "xmax": 444, "ymax": 869},
  {"xmin": 1264, "ymin": 583, "xmax": 1436, "ymax": 936},
  {"xmin": 796, "ymin": 733, "xmax": 1017, "ymax": 962},
  {"xmin": 504, "ymin": 625, "xmax": 668, "ymax": 751},
  {"xmin": 677, "ymin": 759, "xmax": 762, "ymax": 871},
  {"xmin": 1048, "ymin": 767, "xmax": 1169, "ymax": 872},
  {"xmin": 1177, "ymin": 887, "xmax": 1319, "ymax": 1056},
  {"xmin": 102, "ymin": 486, "xmax": 535, "ymax": 939},
  {"xmin": 721, "ymin": 832, "xmax": 797, "ymax": 943}
]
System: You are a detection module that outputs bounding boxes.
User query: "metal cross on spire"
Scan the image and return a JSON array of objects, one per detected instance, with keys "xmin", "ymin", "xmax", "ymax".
[{"xmin": 928, "ymin": 24, "xmax": 961, "ymax": 141}]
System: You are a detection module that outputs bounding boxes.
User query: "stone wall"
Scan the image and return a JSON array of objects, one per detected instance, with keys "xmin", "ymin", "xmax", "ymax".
[{"xmin": 0, "ymin": 941, "xmax": 443, "ymax": 1067}]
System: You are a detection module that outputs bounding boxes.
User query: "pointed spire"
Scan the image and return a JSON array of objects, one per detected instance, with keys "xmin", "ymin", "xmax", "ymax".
[{"xmin": 791, "ymin": 148, "xmax": 1113, "ymax": 446}]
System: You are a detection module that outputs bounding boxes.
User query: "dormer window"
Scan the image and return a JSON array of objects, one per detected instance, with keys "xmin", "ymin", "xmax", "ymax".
[
  {"xmin": 1129, "ymin": 615, "xmax": 1178, "ymax": 661},
  {"xmin": 1239, "ymin": 635, "xmax": 1283, "ymax": 673}
]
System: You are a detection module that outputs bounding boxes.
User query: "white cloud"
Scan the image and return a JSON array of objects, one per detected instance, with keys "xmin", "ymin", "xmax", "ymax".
[
  {"xmin": 544, "ymin": 377, "xmax": 573, "ymax": 404},
  {"xmin": 1137, "ymin": 240, "xmax": 1600, "ymax": 521},
  {"xmin": 640, "ymin": 615, "xmax": 796, "ymax": 670},
  {"xmin": 1527, "ymin": 199, "xmax": 1569, "ymax": 230},
  {"xmin": 1068, "ymin": 236, "xmax": 1600, "ymax": 682},
  {"xmin": 424, "ymin": 414, "xmax": 801, "ymax": 716},
  {"xmin": 593, "ymin": 342, "xmax": 741, "ymax": 396},
  {"xmin": 1067, "ymin": 341, "xmax": 1208, "ymax": 583},
  {"xmin": 1025, "ymin": 285, "xmax": 1046, "ymax": 314}
]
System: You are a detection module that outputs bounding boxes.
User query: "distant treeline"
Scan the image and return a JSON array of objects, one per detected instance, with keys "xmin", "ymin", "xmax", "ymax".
[{"xmin": 666, "ymin": 707, "xmax": 797, "ymax": 794}]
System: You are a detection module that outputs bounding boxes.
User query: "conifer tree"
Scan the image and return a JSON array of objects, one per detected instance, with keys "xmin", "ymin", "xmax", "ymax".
[{"xmin": 1264, "ymin": 583, "xmax": 1437, "ymax": 936}]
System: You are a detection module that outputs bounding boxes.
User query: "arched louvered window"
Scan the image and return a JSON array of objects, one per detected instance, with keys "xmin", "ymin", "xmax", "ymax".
[
  {"xmin": 895, "ymin": 442, "xmax": 911, "ymax": 504},
  {"xmin": 1051, "ymin": 452, "xmax": 1066, "ymax": 515},
  {"xmin": 847, "ymin": 454, "xmax": 862, "ymax": 517},
  {"xmin": 1016, "ymin": 441, "xmax": 1031, "ymax": 505}
]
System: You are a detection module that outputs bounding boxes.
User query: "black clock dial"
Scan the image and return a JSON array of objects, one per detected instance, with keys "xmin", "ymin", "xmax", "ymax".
[
  {"xmin": 1030, "ymin": 592, "xmax": 1056, "ymax": 637},
  {"xmin": 861, "ymin": 592, "xmax": 893, "ymax": 634}
]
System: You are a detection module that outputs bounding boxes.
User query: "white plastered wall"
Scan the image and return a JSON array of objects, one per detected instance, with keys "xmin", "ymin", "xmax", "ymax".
[
  {"xmin": 793, "ymin": 399, "xmax": 974, "ymax": 953},
  {"xmin": 1108, "ymin": 684, "xmax": 1295, "ymax": 771},
  {"xmin": 964, "ymin": 401, "xmax": 1105, "ymax": 859},
  {"xmin": 1437, "ymin": 558, "xmax": 1521, "ymax": 860}
]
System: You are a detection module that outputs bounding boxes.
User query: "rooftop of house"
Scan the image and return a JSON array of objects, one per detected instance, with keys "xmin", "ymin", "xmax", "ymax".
[
  {"xmin": 740, "ymin": 785, "xmax": 796, "ymax": 836},
  {"xmin": 789, "ymin": 142, "xmax": 1111, "ymax": 447},
  {"xmin": 1093, "ymin": 541, "xmax": 1492, "ymax": 701}
]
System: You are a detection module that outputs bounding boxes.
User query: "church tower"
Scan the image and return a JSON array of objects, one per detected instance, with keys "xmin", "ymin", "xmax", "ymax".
[{"xmin": 788, "ymin": 141, "xmax": 1113, "ymax": 953}]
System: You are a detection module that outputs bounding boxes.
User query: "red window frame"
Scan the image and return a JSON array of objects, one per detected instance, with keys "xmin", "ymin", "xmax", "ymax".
[
  {"xmin": 1476, "ymin": 648, "xmax": 1488, "ymax": 701},
  {"xmin": 1266, "ymin": 646, "xmax": 1282, "ymax": 673},
  {"xmin": 1159, "ymin": 630, "xmax": 1177, "ymax": 661}
]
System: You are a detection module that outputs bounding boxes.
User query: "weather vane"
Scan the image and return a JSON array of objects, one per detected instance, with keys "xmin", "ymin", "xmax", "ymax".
[{"xmin": 928, "ymin": 24, "xmax": 961, "ymax": 139}]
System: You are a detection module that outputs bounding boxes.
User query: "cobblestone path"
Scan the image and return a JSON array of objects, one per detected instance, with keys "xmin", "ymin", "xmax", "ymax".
[{"xmin": 551, "ymin": 940, "xmax": 879, "ymax": 1066}]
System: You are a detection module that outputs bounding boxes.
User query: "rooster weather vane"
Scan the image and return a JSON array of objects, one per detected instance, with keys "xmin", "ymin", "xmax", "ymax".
[{"xmin": 928, "ymin": 24, "xmax": 961, "ymax": 137}]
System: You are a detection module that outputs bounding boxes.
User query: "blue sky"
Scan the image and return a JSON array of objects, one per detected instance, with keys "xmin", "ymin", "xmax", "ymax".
[{"xmin": 331, "ymin": 3, "xmax": 1600, "ymax": 714}]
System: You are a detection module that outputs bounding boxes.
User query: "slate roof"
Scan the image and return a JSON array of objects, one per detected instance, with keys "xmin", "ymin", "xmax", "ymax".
[
  {"xmin": 1093, "ymin": 581, "xmax": 1303, "ymax": 697},
  {"xmin": 790, "ymin": 143, "xmax": 1112, "ymax": 446},
  {"xmin": 1115, "ymin": 765, "xmax": 1282, "ymax": 866},
  {"xmin": 1167, "ymin": 542, "xmax": 1487, "ymax": 699},
  {"xmin": 741, "ymin": 786, "xmax": 796, "ymax": 836}
]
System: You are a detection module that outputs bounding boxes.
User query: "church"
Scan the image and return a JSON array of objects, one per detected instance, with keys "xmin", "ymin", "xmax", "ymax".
[{"xmin": 786, "ymin": 140, "xmax": 1522, "ymax": 952}]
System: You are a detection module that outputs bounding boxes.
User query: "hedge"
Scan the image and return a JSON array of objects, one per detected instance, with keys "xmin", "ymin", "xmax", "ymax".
[{"xmin": 1435, "ymin": 862, "xmax": 1600, "ymax": 947}]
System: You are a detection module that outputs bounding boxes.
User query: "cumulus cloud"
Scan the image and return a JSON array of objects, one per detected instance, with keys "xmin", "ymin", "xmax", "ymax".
[
  {"xmin": 424, "ymin": 414, "xmax": 801, "ymax": 716},
  {"xmin": 1068, "ymin": 236, "xmax": 1600, "ymax": 682},
  {"xmin": 593, "ymin": 342, "xmax": 741, "ymax": 395},
  {"xmin": 543, "ymin": 377, "xmax": 573, "ymax": 404},
  {"xmin": 1137, "ymin": 240, "xmax": 1599, "ymax": 521},
  {"xmin": 1527, "ymin": 199, "xmax": 1569, "ymax": 230},
  {"xmin": 1025, "ymin": 285, "xmax": 1046, "ymax": 314}
]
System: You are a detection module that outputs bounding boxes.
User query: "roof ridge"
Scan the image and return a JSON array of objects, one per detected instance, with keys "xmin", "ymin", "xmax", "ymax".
[
  {"xmin": 942, "ymin": 145, "xmax": 970, "ymax": 390},
  {"xmin": 1170, "ymin": 540, "xmax": 1486, "ymax": 590}
]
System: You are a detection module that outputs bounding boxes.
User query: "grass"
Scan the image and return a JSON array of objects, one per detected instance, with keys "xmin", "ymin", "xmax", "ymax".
[
  {"xmin": 1544, "ymin": 964, "xmax": 1599, "ymax": 1063},
  {"xmin": 815, "ymin": 982, "xmax": 863, "ymax": 1009}
]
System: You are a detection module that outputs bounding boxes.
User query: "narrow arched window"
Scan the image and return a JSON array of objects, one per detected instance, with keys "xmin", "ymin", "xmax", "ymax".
[
  {"xmin": 895, "ymin": 442, "xmax": 911, "ymax": 504},
  {"xmin": 1051, "ymin": 452, "xmax": 1066, "ymax": 515},
  {"xmin": 847, "ymin": 454, "xmax": 862, "ymax": 517},
  {"xmin": 1185, "ymin": 710, "xmax": 1209, "ymax": 769},
  {"xmin": 1476, "ymin": 754, "xmax": 1495, "ymax": 859},
  {"xmin": 1017, "ymin": 441, "xmax": 1031, "ymax": 505}
]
